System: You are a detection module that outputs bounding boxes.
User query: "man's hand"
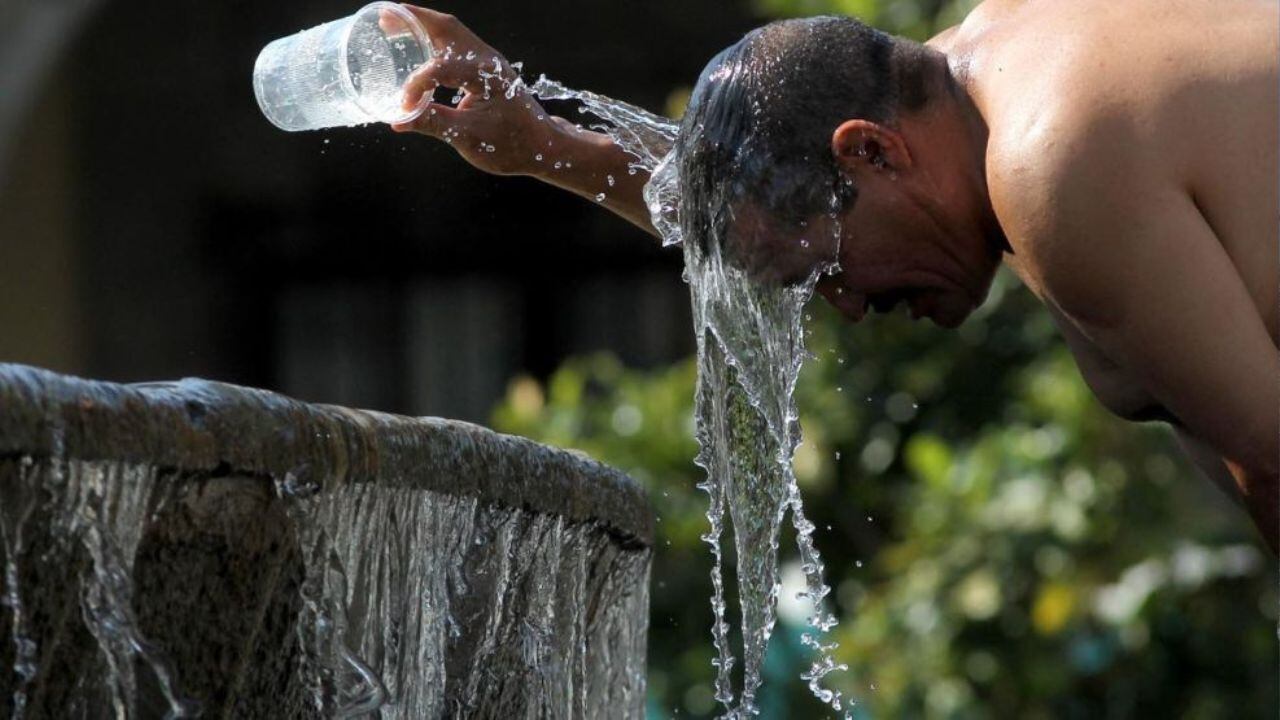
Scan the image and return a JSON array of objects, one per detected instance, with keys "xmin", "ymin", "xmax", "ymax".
[
  {"xmin": 389, "ymin": 5, "xmax": 554, "ymax": 177},
  {"xmin": 387, "ymin": 4, "xmax": 660, "ymax": 235}
]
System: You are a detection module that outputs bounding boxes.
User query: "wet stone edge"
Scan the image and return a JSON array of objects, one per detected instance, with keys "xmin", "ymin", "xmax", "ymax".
[{"xmin": 0, "ymin": 363, "xmax": 653, "ymax": 549}]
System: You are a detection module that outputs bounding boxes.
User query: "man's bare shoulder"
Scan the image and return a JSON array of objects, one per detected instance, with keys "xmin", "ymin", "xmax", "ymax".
[
  {"xmin": 986, "ymin": 98, "xmax": 1162, "ymax": 323},
  {"xmin": 980, "ymin": 0, "xmax": 1276, "ymax": 178}
]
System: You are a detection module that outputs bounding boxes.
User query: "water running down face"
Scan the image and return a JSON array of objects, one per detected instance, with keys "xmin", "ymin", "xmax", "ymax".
[
  {"xmin": 724, "ymin": 108, "xmax": 1005, "ymax": 329},
  {"xmin": 731, "ymin": 177, "xmax": 1000, "ymax": 329},
  {"xmin": 686, "ymin": 16, "xmax": 1006, "ymax": 330}
]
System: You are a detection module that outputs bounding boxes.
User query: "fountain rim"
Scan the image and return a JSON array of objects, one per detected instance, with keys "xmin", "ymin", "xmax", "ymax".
[{"xmin": 0, "ymin": 363, "xmax": 653, "ymax": 548}]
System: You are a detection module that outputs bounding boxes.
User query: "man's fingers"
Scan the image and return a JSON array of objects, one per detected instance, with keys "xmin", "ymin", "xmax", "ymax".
[
  {"xmin": 391, "ymin": 102, "xmax": 468, "ymax": 139},
  {"xmin": 403, "ymin": 57, "xmax": 484, "ymax": 102},
  {"xmin": 395, "ymin": 6, "xmax": 514, "ymax": 97},
  {"xmin": 377, "ymin": 9, "xmax": 415, "ymax": 36},
  {"xmin": 398, "ymin": 4, "xmax": 469, "ymax": 45},
  {"xmin": 401, "ymin": 63, "xmax": 437, "ymax": 110}
]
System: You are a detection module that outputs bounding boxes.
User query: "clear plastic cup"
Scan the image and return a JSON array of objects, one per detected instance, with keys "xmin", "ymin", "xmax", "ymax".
[{"xmin": 253, "ymin": 2, "xmax": 433, "ymax": 131}]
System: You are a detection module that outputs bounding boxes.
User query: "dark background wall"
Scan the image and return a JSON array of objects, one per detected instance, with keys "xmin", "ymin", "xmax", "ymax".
[{"xmin": 0, "ymin": 0, "xmax": 759, "ymax": 421}]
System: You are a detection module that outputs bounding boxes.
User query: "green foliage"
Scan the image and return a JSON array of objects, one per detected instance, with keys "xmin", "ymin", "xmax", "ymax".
[{"xmin": 493, "ymin": 270, "xmax": 1278, "ymax": 718}]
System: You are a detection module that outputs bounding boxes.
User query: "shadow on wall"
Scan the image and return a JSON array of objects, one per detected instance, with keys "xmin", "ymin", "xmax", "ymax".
[{"xmin": 0, "ymin": 0, "xmax": 755, "ymax": 421}]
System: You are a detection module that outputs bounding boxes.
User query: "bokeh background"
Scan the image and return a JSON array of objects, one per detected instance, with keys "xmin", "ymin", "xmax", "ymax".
[{"xmin": 2, "ymin": 0, "xmax": 1276, "ymax": 717}]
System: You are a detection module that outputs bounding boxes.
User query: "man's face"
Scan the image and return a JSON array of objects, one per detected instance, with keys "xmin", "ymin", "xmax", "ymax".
[
  {"xmin": 723, "ymin": 202, "xmax": 842, "ymax": 285},
  {"xmin": 729, "ymin": 193, "xmax": 1000, "ymax": 329}
]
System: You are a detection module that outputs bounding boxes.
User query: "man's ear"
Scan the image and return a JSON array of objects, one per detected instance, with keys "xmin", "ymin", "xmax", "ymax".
[{"xmin": 832, "ymin": 119, "xmax": 912, "ymax": 174}]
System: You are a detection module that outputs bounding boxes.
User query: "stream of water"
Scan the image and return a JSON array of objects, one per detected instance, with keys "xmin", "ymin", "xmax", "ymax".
[{"xmin": 526, "ymin": 78, "xmax": 853, "ymax": 716}]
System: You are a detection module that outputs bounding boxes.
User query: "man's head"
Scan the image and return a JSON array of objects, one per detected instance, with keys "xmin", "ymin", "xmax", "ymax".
[{"xmin": 676, "ymin": 17, "xmax": 1004, "ymax": 328}]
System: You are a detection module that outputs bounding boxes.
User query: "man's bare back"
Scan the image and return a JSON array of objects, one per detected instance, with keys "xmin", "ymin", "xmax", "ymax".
[
  {"xmin": 948, "ymin": 0, "xmax": 1277, "ymax": 334},
  {"xmin": 947, "ymin": 0, "xmax": 1279, "ymax": 543}
]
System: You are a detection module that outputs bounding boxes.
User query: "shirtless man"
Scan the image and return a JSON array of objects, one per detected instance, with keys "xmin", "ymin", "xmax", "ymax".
[{"xmin": 390, "ymin": 1, "xmax": 1279, "ymax": 552}]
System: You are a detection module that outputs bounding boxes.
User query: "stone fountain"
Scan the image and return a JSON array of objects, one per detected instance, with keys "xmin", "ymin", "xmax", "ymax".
[{"xmin": 0, "ymin": 364, "xmax": 651, "ymax": 718}]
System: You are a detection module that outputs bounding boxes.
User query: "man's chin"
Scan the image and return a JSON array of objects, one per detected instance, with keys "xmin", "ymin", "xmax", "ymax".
[
  {"xmin": 929, "ymin": 311, "xmax": 968, "ymax": 329},
  {"xmin": 913, "ymin": 292, "xmax": 973, "ymax": 328}
]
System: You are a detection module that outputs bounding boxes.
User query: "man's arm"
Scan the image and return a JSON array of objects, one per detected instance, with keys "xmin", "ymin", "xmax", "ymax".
[
  {"xmin": 1006, "ymin": 142, "xmax": 1279, "ymax": 552},
  {"xmin": 1173, "ymin": 427, "xmax": 1245, "ymax": 507},
  {"xmin": 388, "ymin": 6, "xmax": 660, "ymax": 236},
  {"xmin": 1046, "ymin": 305, "xmax": 1246, "ymax": 504}
]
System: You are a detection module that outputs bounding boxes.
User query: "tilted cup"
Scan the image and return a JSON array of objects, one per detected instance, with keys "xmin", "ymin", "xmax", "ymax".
[{"xmin": 254, "ymin": 2, "xmax": 433, "ymax": 132}]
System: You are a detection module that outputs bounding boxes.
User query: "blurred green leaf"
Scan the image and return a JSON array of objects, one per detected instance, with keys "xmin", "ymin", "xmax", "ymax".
[{"xmin": 904, "ymin": 433, "xmax": 952, "ymax": 491}]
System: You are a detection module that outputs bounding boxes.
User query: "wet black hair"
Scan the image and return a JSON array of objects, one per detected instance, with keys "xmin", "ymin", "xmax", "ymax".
[{"xmin": 676, "ymin": 16, "xmax": 935, "ymax": 253}]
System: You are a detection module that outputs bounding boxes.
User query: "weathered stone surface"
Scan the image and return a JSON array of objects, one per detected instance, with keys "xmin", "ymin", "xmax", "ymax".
[
  {"xmin": 0, "ymin": 365, "xmax": 652, "ymax": 547},
  {"xmin": 0, "ymin": 364, "xmax": 651, "ymax": 718}
]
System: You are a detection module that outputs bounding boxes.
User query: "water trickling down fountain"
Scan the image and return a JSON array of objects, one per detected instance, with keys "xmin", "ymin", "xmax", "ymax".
[{"xmin": 0, "ymin": 364, "xmax": 651, "ymax": 718}]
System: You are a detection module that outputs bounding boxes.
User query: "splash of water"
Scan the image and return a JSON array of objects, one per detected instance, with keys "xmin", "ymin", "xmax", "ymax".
[
  {"xmin": 529, "ymin": 78, "xmax": 851, "ymax": 715},
  {"xmin": 527, "ymin": 75, "xmax": 677, "ymax": 176},
  {"xmin": 681, "ymin": 218, "xmax": 848, "ymax": 717}
]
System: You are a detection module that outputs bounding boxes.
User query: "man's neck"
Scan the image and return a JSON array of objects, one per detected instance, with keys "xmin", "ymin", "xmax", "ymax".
[{"xmin": 926, "ymin": 15, "xmax": 1009, "ymax": 258}]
